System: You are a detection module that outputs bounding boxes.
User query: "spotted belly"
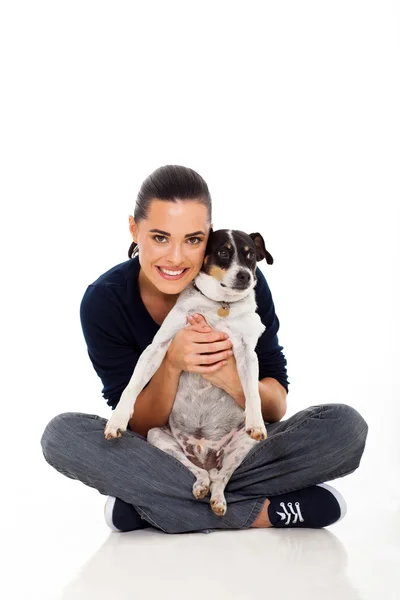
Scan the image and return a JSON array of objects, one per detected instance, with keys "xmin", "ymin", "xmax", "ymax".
[
  {"xmin": 177, "ymin": 423, "xmax": 247, "ymax": 470},
  {"xmin": 168, "ymin": 371, "xmax": 246, "ymax": 470}
]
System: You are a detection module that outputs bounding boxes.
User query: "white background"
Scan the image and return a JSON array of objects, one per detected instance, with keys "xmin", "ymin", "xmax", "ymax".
[{"xmin": 1, "ymin": 1, "xmax": 399, "ymax": 599}]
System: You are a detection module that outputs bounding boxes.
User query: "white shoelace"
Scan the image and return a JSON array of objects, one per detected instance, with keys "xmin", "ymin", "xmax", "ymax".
[{"xmin": 276, "ymin": 501, "xmax": 305, "ymax": 525}]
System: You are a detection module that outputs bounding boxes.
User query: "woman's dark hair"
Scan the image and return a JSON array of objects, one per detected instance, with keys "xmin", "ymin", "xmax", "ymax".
[{"xmin": 128, "ymin": 165, "xmax": 212, "ymax": 258}]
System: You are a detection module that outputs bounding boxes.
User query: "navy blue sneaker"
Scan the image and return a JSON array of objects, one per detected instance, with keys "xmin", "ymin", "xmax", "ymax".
[
  {"xmin": 267, "ymin": 483, "xmax": 347, "ymax": 528},
  {"xmin": 104, "ymin": 496, "xmax": 152, "ymax": 532}
]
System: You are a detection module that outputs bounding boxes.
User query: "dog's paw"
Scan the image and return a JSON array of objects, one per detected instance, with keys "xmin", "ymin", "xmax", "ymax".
[
  {"xmin": 193, "ymin": 477, "xmax": 210, "ymax": 500},
  {"xmin": 245, "ymin": 422, "xmax": 268, "ymax": 441},
  {"xmin": 104, "ymin": 413, "xmax": 129, "ymax": 440},
  {"xmin": 210, "ymin": 495, "xmax": 227, "ymax": 517}
]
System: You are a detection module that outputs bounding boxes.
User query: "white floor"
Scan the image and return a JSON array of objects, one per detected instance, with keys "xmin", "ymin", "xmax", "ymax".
[{"xmin": 4, "ymin": 414, "xmax": 400, "ymax": 600}]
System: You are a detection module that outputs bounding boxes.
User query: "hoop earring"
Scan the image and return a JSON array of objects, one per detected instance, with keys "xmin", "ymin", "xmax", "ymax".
[{"xmin": 128, "ymin": 241, "xmax": 139, "ymax": 259}]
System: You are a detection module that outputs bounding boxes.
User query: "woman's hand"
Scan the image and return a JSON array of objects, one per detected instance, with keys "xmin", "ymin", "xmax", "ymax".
[
  {"xmin": 184, "ymin": 313, "xmax": 245, "ymax": 402},
  {"xmin": 166, "ymin": 314, "xmax": 234, "ymax": 374}
]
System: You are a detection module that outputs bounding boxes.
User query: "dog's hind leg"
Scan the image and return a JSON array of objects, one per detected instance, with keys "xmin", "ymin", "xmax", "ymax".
[
  {"xmin": 147, "ymin": 426, "xmax": 211, "ymax": 500},
  {"xmin": 209, "ymin": 434, "xmax": 259, "ymax": 516}
]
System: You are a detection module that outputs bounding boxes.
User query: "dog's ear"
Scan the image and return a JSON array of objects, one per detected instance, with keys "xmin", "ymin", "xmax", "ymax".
[{"xmin": 248, "ymin": 232, "xmax": 274, "ymax": 265}]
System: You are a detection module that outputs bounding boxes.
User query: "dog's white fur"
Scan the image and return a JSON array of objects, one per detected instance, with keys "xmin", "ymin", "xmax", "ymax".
[{"xmin": 105, "ymin": 232, "xmax": 268, "ymax": 516}]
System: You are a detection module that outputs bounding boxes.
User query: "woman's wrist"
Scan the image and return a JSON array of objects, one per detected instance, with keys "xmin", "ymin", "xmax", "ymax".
[
  {"xmin": 221, "ymin": 371, "xmax": 245, "ymax": 406},
  {"xmin": 228, "ymin": 385, "xmax": 246, "ymax": 408},
  {"xmin": 165, "ymin": 351, "xmax": 183, "ymax": 378}
]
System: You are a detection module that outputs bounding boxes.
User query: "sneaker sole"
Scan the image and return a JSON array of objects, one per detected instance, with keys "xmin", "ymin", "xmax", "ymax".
[
  {"xmin": 317, "ymin": 483, "xmax": 347, "ymax": 523},
  {"xmin": 104, "ymin": 496, "xmax": 122, "ymax": 532}
]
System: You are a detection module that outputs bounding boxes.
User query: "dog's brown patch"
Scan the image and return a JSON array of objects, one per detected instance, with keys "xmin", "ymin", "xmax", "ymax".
[
  {"xmin": 208, "ymin": 265, "xmax": 227, "ymax": 281},
  {"xmin": 185, "ymin": 443, "xmax": 224, "ymax": 470}
]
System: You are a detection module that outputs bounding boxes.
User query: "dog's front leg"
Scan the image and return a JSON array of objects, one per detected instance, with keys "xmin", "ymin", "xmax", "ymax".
[
  {"xmin": 104, "ymin": 340, "xmax": 172, "ymax": 439},
  {"xmin": 104, "ymin": 309, "xmax": 187, "ymax": 440},
  {"xmin": 233, "ymin": 336, "xmax": 267, "ymax": 441}
]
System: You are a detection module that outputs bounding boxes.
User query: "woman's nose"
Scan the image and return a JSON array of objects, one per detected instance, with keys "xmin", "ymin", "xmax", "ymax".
[{"xmin": 168, "ymin": 244, "xmax": 185, "ymax": 264}]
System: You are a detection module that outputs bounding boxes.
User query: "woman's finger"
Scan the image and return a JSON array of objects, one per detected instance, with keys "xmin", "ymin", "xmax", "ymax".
[{"xmin": 189, "ymin": 360, "xmax": 227, "ymax": 373}]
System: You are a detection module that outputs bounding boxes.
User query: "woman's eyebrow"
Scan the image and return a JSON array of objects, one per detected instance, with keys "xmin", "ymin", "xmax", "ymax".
[{"xmin": 149, "ymin": 229, "xmax": 206, "ymax": 238}]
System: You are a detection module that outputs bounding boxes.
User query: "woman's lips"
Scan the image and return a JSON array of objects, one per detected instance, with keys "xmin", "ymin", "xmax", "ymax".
[{"xmin": 156, "ymin": 266, "xmax": 189, "ymax": 280}]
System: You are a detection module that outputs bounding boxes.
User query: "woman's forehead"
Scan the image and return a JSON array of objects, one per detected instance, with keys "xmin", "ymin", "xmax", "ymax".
[{"xmin": 143, "ymin": 199, "xmax": 209, "ymax": 228}]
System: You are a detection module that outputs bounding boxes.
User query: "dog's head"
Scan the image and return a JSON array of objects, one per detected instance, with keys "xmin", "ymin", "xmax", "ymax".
[{"xmin": 194, "ymin": 229, "xmax": 273, "ymax": 302}]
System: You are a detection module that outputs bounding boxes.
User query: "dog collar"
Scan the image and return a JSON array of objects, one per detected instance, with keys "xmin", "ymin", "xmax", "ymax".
[{"xmin": 192, "ymin": 281, "xmax": 231, "ymax": 318}]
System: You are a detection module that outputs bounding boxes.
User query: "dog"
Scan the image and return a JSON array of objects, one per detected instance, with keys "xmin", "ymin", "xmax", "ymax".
[{"xmin": 104, "ymin": 229, "xmax": 274, "ymax": 516}]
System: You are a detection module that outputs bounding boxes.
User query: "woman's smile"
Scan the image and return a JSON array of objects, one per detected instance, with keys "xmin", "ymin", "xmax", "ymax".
[{"xmin": 156, "ymin": 266, "xmax": 190, "ymax": 280}]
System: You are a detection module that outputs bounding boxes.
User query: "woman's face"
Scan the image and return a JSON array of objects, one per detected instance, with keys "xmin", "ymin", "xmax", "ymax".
[{"xmin": 129, "ymin": 199, "xmax": 212, "ymax": 298}]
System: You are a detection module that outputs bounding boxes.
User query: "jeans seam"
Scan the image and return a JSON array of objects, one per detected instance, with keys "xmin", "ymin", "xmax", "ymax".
[
  {"xmin": 242, "ymin": 498, "xmax": 266, "ymax": 529},
  {"xmin": 134, "ymin": 506, "xmax": 168, "ymax": 533},
  {"xmin": 42, "ymin": 453, "xmax": 74, "ymax": 479}
]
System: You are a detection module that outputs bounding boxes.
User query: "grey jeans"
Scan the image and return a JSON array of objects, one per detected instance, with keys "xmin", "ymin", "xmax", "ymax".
[{"xmin": 40, "ymin": 403, "xmax": 368, "ymax": 534}]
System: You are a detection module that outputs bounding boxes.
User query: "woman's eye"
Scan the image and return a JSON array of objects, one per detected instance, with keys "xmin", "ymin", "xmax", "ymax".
[{"xmin": 152, "ymin": 235, "xmax": 202, "ymax": 245}]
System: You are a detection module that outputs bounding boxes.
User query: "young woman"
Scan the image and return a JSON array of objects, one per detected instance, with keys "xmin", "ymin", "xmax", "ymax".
[{"xmin": 40, "ymin": 165, "xmax": 368, "ymax": 534}]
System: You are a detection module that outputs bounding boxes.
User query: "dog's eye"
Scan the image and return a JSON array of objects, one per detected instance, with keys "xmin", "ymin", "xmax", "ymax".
[
  {"xmin": 218, "ymin": 249, "xmax": 229, "ymax": 259},
  {"xmin": 247, "ymin": 251, "xmax": 255, "ymax": 260}
]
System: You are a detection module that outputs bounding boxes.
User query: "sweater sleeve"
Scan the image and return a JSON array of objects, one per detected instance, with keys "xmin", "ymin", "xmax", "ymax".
[
  {"xmin": 80, "ymin": 284, "xmax": 139, "ymax": 410},
  {"xmin": 254, "ymin": 268, "xmax": 290, "ymax": 393}
]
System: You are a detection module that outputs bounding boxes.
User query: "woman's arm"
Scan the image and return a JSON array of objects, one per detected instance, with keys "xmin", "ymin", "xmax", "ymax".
[
  {"xmin": 229, "ymin": 375, "xmax": 287, "ymax": 422},
  {"xmin": 128, "ymin": 354, "xmax": 181, "ymax": 437}
]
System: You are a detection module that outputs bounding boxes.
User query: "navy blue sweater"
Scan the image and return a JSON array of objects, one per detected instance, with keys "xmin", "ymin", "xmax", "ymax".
[{"xmin": 80, "ymin": 256, "xmax": 290, "ymax": 410}]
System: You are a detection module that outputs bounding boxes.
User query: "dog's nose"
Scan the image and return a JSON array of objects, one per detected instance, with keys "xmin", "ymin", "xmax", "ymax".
[{"xmin": 236, "ymin": 270, "xmax": 251, "ymax": 285}]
